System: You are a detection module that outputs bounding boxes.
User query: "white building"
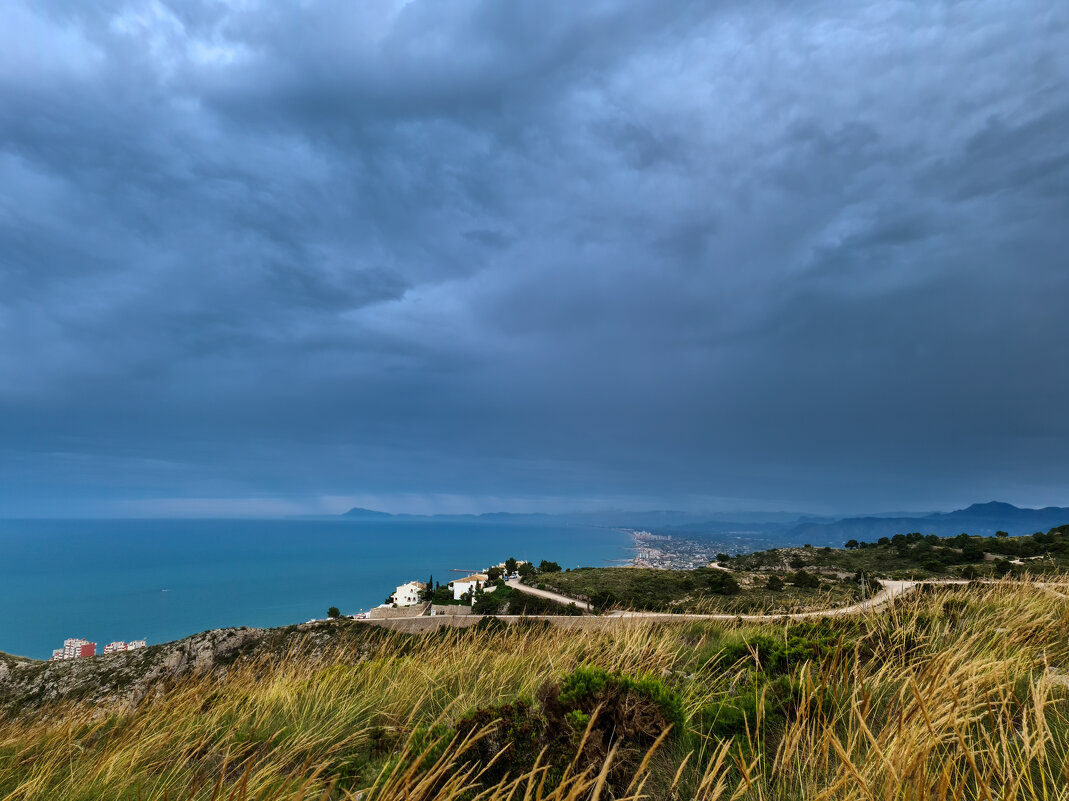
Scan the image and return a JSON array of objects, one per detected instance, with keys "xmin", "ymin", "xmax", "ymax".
[
  {"xmin": 391, "ymin": 580, "xmax": 427, "ymax": 607},
  {"xmin": 102, "ymin": 640, "xmax": 146, "ymax": 654},
  {"xmin": 451, "ymin": 573, "xmax": 489, "ymax": 601},
  {"xmin": 50, "ymin": 638, "xmax": 96, "ymax": 660}
]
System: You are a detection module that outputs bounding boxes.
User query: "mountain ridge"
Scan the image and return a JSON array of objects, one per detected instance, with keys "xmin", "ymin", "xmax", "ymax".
[
  {"xmin": 783, "ymin": 501, "xmax": 1069, "ymax": 545},
  {"xmin": 337, "ymin": 501, "xmax": 1069, "ymax": 549}
]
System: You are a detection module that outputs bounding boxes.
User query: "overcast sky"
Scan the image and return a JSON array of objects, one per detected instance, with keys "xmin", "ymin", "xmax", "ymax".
[{"xmin": 1, "ymin": 0, "xmax": 1067, "ymax": 518}]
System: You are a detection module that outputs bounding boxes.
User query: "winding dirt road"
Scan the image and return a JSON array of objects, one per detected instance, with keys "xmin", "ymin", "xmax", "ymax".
[
  {"xmin": 506, "ymin": 577, "xmax": 1068, "ymax": 624},
  {"xmin": 505, "ymin": 578, "xmax": 593, "ymax": 612},
  {"xmin": 361, "ymin": 577, "xmax": 1068, "ymax": 633},
  {"xmin": 504, "ymin": 577, "xmax": 914, "ymax": 621},
  {"xmin": 604, "ymin": 579, "xmax": 916, "ymax": 622}
]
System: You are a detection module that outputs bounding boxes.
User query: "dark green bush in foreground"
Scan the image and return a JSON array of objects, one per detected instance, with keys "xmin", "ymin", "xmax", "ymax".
[{"xmin": 454, "ymin": 665, "xmax": 683, "ymax": 792}]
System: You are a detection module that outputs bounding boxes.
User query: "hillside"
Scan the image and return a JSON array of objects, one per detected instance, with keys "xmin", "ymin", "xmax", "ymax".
[
  {"xmin": 0, "ymin": 581, "xmax": 1067, "ymax": 800},
  {"xmin": 514, "ymin": 524, "xmax": 1069, "ymax": 615},
  {"xmin": 532, "ymin": 565, "xmax": 863, "ymax": 614},
  {"xmin": 729, "ymin": 522, "xmax": 1069, "ymax": 579},
  {"xmin": 0, "ymin": 621, "xmax": 379, "ymax": 716}
]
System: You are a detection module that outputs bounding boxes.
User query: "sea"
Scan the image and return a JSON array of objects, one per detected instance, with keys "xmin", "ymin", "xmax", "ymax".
[{"xmin": 0, "ymin": 518, "xmax": 632, "ymax": 660}]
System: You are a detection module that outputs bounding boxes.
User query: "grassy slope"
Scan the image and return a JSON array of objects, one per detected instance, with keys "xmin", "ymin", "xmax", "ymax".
[
  {"xmin": 2, "ymin": 581, "xmax": 1067, "ymax": 800},
  {"xmin": 536, "ymin": 566, "xmax": 860, "ymax": 614}
]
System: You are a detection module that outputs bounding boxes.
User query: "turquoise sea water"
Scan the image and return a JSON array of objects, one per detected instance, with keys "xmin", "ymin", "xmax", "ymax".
[{"xmin": 0, "ymin": 518, "xmax": 630, "ymax": 659}]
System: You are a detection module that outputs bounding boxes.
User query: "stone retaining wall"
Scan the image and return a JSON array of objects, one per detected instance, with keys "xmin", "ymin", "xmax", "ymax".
[
  {"xmin": 367, "ymin": 604, "xmax": 428, "ymax": 620},
  {"xmin": 430, "ymin": 604, "xmax": 473, "ymax": 616}
]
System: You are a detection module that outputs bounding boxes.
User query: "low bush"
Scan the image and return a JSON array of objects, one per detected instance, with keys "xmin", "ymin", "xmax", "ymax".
[
  {"xmin": 455, "ymin": 665, "xmax": 683, "ymax": 794},
  {"xmin": 715, "ymin": 620, "xmax": 849, "ymax": 676},
  {"xmin": 791, "ymin": 570, "xmax": 821, "ymax": 589}
]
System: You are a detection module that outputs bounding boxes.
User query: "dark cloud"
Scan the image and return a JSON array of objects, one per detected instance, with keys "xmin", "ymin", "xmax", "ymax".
[{"xmin": 1, "ymin": 0, "xmax": 1068, "ymax": 517}]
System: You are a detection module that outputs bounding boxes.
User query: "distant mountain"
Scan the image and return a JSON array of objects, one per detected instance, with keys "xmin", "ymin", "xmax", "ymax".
[
  {"xmin": 340, "ymin": 507, "xmax": 555, "ymax": 524},
  {"xmin": 341, "ymin": 507, "xmax": 397, "ymax": 520},
  {"xmin": 337, "ymin": 502, "xmax": 1069, "ymax": 549},
  {"xmin": 786, "ymin": 502, "xmax": 1069, "ymax": 546},
  {"xmin": 338, "ymin": 507, "xmax": 706, "ymax": 527},
  {"xmin": 939, "ymin": 501, "xmax": 1067, "ymax": 524}
]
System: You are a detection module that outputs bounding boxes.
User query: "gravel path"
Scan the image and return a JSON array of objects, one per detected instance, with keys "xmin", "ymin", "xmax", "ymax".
[{"xmin": 505, "ymin": 578, "xmax": 593, "ymax": 611}]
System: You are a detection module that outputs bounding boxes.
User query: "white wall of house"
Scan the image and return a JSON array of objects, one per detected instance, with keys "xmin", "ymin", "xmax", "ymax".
[
  {"xmin": 392, "ymin": 581, "xmax": 425, "ymax": 607},
  {"xmin": 451, "ymin": 574, "xmax": 488, "ymax": 601},
  {"xmin": 452, "ymin": 580, "xmax": 477, "ymax": 600}
]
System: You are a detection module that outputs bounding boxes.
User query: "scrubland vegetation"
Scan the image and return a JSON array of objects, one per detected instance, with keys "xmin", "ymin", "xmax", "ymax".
[
  {"xmin": 472, "ymin": 582, "xmax": 582, "ymax": 616},
  {"xmin": 1, "ymin": 579, "xmax": 1068, "ymax": 800},
  {"xmin": 732, "ymin": 524, "xmax": 1069, "ymax": 579},
  {"xmin": 525, "ymin": 524, "xmax": 1069, "ymax": 616},
  {"xmin": 536, "ymin": 566, "xmax": 863, "ymax": 615}
]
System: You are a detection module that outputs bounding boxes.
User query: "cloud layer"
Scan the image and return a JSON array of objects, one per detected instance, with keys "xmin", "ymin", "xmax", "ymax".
[{"xmin": 2, "ymin": 0, "xmax": 1068, "ymax": 516}]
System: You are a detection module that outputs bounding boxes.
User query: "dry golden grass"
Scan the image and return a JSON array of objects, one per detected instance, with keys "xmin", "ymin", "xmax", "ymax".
[{"xmin": 1, "ymin": 579, "xmax": 1067, "ymax": 800}]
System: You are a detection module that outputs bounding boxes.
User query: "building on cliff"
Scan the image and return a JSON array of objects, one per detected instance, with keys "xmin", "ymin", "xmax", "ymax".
[{"xmin": 50, "ymin": 638, "xmax": 96, "ymax": 660}]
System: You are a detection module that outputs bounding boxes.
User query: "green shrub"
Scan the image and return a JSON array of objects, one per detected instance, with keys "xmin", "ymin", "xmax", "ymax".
[
  {"xmin": 791, "ymin": 570, "xmax": 821, "ymax": 589},
  {"xmin": 555, "ymin": 665, "xmax": 684, "ymax": 733},
  {"xmin": 472, "ymin": 591, "xmax": 501, "ymax": 615},
  {"xmin": 455, "ymin": 666, "xmax": 682, "ymax": 795},
  {"xmin": 591, "ymin": 590, "xmax": 619, "ymax": 614},
  {"xmin": 454, "ymin": 699, "xmax": 544, "ymax": 786},
  {"xmin": 471, "ymin": 616, "xmax": 508, "ymax": 634},
  {"xmin": 697, "ymin": 676, "xmax": 821, "ymax": 743},
  {"xmin": 715, "ymin": 621, "xmax": 848, "ymax": 676},
  {"xmin": 700, "ymin": 693, "xmax": 759, "ymax": 739},
  {"xmin": 705, "ymin": 569, "xmax": 741, "ymax": 595},
  {"xmin": 431, "ymin": 586, "xmax": 455, "ymax": 604}
]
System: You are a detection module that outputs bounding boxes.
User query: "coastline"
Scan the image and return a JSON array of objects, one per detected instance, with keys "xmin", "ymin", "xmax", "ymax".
[{"xmin": 0, "ymin": 518, "xmax": 631, "ymax": 659}]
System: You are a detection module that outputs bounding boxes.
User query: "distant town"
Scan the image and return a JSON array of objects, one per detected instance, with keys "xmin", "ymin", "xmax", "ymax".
[
  {"xmin": 49, "ymin": 637, "xmax": 146, "ymax": 661},
  {"xmin": 630, "ymin": 530, "xmax": 720, "ymax": 569}
]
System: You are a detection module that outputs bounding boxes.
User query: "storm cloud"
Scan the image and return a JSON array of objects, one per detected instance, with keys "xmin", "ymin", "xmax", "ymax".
[{"xmin": 1, "ymin": 0, "xmax": 1067, "ymax": 516}]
